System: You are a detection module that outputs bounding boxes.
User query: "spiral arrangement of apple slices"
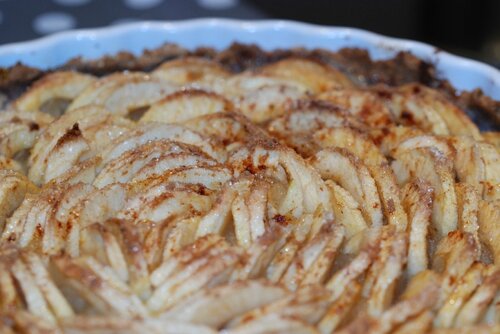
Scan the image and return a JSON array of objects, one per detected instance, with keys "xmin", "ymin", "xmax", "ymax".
[{"xmin": 0, "ymin": 55, "xmax": 498, "ymax": 334}]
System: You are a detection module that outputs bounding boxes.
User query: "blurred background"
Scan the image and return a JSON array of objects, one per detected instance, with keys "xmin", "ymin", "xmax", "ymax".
[{"xmin": 0, "ymin": 0, "xmax": 499, "ymax": 68}]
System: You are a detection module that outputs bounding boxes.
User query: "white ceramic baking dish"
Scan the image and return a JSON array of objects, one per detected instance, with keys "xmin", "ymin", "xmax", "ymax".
[{"xmin": 0, "ymin": 18, "xmax": 499, "ymax": 99}]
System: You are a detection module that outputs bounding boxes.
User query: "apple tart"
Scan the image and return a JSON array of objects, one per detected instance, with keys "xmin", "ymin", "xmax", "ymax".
[{"xmin": 0, "ymin": 52, "xmax": 498, "ymax": 334}]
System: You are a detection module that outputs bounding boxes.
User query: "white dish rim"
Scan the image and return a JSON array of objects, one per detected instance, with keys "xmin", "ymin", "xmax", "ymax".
[{"xmin": 0, "ymin": 18, "xmax": 499, "ymax": 99}]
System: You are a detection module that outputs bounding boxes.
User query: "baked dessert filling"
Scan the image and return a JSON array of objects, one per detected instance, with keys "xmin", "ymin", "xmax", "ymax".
[{"xmin": 0, "ymin": 45, "xmax": 499, "ymax": 333}]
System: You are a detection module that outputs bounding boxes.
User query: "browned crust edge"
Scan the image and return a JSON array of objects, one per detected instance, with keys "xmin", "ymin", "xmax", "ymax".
[{"xmin": 0, "ymin": 42, "xmax": 498, "ymax": 130}]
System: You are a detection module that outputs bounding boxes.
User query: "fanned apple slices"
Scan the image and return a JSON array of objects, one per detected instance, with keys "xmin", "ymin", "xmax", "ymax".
[
  {"xmin": 375, "ymin": 83, "xmax": 482, "ymax": 139},
  {"xmin": 28, "ymin": 105, "xmax": 133, "ymax": 185},
  {"xmin": 0, "ymin": 54, "xmax": 498, "ymax": 334},
  {"xmin": 152, "ymin": 57, "xmax": 231, "ymax": 86},
  {"xmin": 140, "ymin": 89, "xmax": 233, "ymax": 124},
  {"xmin": 14, "ymin": 71, "xmax": 96, "ymax": 115},
  {"xmin": 68, "ymin": 72, "xmax": 179, "ymax": 117},
  {"xmin": 258, "ymin": 57, "xmax": 354, "ymax": 93},
  {"xmin": 0, "ymin": 109, "xmax": 54, "ymax": 160}
]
